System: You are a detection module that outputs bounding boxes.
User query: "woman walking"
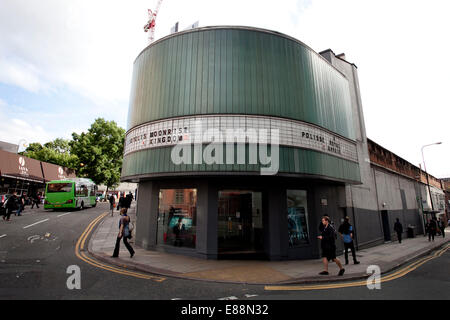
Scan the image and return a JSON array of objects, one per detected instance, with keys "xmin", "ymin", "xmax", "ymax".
[{"xmin": 111, "ymin": 208, "xmax": 135, "ymax": 258}]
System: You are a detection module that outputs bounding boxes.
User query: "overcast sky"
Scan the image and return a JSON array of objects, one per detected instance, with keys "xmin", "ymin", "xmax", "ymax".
[{"xmin": 0, "ymin": 0, "xmax": 449, "ymax": 177}]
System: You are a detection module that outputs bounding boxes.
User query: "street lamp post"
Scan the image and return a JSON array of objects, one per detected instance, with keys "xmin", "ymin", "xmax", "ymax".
[{"xmin": 421, "ymin": 142, "xmax": 442, "ymax": 216}]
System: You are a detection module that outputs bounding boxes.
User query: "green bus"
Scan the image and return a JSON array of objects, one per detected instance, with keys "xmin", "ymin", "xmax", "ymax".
[{"xmin": 44, "ymin": 178, "xmax": 97, "ymax": 210}]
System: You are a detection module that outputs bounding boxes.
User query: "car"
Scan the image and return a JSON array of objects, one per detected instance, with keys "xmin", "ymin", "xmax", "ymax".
[
  {"xmin": 0, "ymin": 194, "xmax": 10, "ymax": 204},
  {"xmin": 0, "ymin": 196, "xmax": 7, "ymax": 217},
  {"xmin": 96, "ymin": 193, "xmax": 106, "ymax": 202}
]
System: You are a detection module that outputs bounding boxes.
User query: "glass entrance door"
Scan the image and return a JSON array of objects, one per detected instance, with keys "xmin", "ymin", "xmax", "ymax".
[{"xmin": 218, "ymin": 190, "xmax": 263, "ymax": 254}]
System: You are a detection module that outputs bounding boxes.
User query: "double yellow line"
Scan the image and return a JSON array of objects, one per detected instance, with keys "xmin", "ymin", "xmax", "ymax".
[
  {"xmin": 265, "ymin": 243, "xmax": 449, "ymax": 291},
  {"xmin": 75, "ymin": 212, "xmax": 166, "ymax": 282}
]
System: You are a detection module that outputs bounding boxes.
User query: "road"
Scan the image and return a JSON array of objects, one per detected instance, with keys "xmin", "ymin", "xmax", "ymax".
[{"xmin": 1, "ymin": 202, "xmax": 449, "ymax": 301}]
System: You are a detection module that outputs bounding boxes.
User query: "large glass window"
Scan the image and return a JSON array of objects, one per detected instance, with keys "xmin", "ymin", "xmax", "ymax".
[
  {"xmin": 218, "ymin": 190, "xmax": 263, "ymax": 253},
  {"xmin": 287, "ymin": 190, "xmax": 309, "ymax": 247},
  {"xmin": 75, "ymin": 184, "xmax": 88, "ymax": 196},
  {"xmin": 157, "ymin": 189, "xmax": 197, "ymax": 248},
  {"xmin": 47, "ymin": 183, "xmax": 73, "ymax": 193}
]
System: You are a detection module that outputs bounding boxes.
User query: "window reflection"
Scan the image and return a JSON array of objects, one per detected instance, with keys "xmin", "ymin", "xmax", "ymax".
[
  {"xmin": 287, "ymin": 190, "xmax": 309, "ymax": 246},
  {"xmin": 157, "ymin": 189, "xmax": 197, "ymax": 248}
]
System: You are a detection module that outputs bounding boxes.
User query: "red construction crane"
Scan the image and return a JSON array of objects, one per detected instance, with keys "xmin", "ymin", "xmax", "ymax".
[{"xmin": 143, "ymin": 0, "xmax": 164, "ymax": 44}]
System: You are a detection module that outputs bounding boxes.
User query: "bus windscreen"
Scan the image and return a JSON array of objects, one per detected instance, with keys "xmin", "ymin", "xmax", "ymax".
[{"xmin": 47, "ymin": 183, "xmax": 73, "ymax": 193}]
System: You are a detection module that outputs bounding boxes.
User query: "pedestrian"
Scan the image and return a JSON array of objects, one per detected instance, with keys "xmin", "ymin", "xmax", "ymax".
[
  {"xmin": 318, "ymin": 216, "xmax": 345, "ymax": 276},
  {"xmin": 31, "ymin": 193, "xmax": 40, "ymax": 209},
  {"xmin": 111, "ymin": 208, "xmax": 135, "ymax": 258},
  {"xmin": 16, "ymin": 193, "xmax": 25, "ymax": 216},
  {"xmin": 117, "ymin": 194, "xmax": 125, "ymax": 211},
  {"xmin": 125, "ymin": 192, "xmax": 133, "ymax": 209},
  {"xmin": 4, "ymin": 192, "xmax": 18, "ymax": 221},
  {"xmin": 318, "ymin": 214, "xmax": 330, "ymax": 233},
  {"xmin": 124, "ymin": 192, "xmax": 132, "ymax": 209},
  {"xmin": 109, "ymin": 194, "xmax": 115, "ymax": 216},
  {"xmin": 338, "ymin": 216, "xmax": 360, "ymax": 265},
  {"xmin": 438, "ymin": 218, "xmax": 445, "ymax": 238},
  {"xmin": 394, "ymin": 218, "xmax": 403, "ymax": 243},
  {"xmin": 425, "ymin": 219, "xmax": 437, "ymax": 242}
]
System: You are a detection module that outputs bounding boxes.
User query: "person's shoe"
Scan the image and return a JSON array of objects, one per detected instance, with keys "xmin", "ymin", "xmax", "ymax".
[
  {"xmin": 319, "ymin": 271, "xmax": 329, "ymax": 275},
  {"xmin": 354, "ymin": 261, "xmax": 360, "ymax": 265},
  {"xmin": 338, "ymin": 268, "xmax": 345, "ymax": 276},
  {"xmin": 111, "ymin": 255, "xmax": 118, "ymax": 258},
  {"xmin": 130, "ymin": 252, "xmax": 135, "ymax": 258}
]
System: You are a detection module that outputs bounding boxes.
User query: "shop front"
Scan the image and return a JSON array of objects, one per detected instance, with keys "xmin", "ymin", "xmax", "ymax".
[
  {"xmin": 0, "ymin": 149, "xmax": 45, "ymax": 196},
  {"xmin": 132, "ymin": 176, "xmax": 347, "ymax": 260},
  {"xmin": 0, "ymin": 149, "xmax": 77, "ymax": 198}
]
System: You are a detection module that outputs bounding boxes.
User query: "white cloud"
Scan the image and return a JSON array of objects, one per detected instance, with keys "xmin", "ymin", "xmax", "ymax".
[
  {"xmin": 0, "ymin": 100, "xmax": 79, "ymax": 146},
  {"xmin": 0, "ymin": 114, "xmax": 53, "ymax": 147}
]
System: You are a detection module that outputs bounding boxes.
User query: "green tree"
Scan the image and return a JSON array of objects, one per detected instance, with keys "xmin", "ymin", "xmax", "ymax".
[
  {"xmin": 70, "ymin": 118, "xmax": 125, "ymax": 190},
  {"xmin": 21, "ymin": 139, "xmax": 78, "ymax": 169}
]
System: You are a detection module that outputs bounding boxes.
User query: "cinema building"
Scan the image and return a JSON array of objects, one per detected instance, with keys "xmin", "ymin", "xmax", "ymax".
[{"xmin": 121, "ymin": 26, "xmax": 444, "ymax": 260}]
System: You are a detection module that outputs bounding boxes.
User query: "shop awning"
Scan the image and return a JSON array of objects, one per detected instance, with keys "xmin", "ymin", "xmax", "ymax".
[
  {"xmin": 0, "ymin": 173, "xmax": 44, "ymax": 184},
  {"xmin": 0, "ymin": 149, "xmax": 44, "ymax": 183},
  {"xmin": 41, "ymin": 161, "xmax": 77, "ymax": 182},
  {"xmin": 423, "ymin": 210, "xmax": 441, "ymax": 214}
]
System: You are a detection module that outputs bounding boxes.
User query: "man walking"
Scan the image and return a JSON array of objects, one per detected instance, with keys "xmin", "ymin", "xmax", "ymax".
[
  {"xmin": 318, "ymin": 216, "xmax": 345, "ymax": 276},
  {"xmin": 16, "ymin": 193, "xmax": 25, "ymax": 216},
  {"xmin": 125, "ymin": 192, "xmax": 133, "ymax": 209},
  {"xmin": 394, "ymin": 218, "xmax": 403, "ymax": 243},
  {"xmin": 109, "ymin": 194, "xmax": 115, "ymax": 216},
  {"xmin": 438, "ymin": 218, "xmax": 445, "ymax": 238},
  {"xmin": 338, "ymin": 216, "xmax": 360, "ymax": 265},
  {"xmin": 117, "ymin": 193, "xmax": 125, "ymax": 211},
  {"xmin": 426, "ymin": 219, "xmax": 437, "ymax": 242},
  {"xmin": 31, "ymin": 193, "xmax": 40, "ymax": 209},
  {"xmin": 4, "ymin": 192, "xmax": 18, "ymax": 221}
]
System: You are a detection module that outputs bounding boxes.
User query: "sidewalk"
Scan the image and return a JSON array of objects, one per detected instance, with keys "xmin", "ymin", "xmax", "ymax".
[{"xmin": 88, "ymin": 203, "xmax": 449, "ymax": 285}]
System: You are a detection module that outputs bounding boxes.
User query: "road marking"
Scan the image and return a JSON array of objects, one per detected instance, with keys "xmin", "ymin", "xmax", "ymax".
[
  {"xmin": 244, "ymin": 294, "xmax": 259, "ymax": 298},
  {"xmin": 57, "ymin": 212, "xmax": 71, "ymax": 217},
  {"xmin": 218, "ymin": 296, "xmax": 238, "ymax": 300},
  {"xmin": 75, "ymin": 212, "xmax": 166, "ymax": 282},
  {"xmin": 27, "ymin": 235, "xmax": 42, "ymax": 243},
  {"xmin": 265, "ymin": 244, "xmax": 449, "ymax": 291},
  {"xmin": 23, "ymin": 219, "xmax": 49, "ymax": 229},
  {"xmin": 0, "ymin": 234, "xmax": 6, "ymax": 239}
]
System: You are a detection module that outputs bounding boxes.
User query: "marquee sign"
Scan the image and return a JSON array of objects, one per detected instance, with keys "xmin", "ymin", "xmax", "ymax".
[{"xmin": 124, "ymin": 115, "xmax": 358, "ymax": 163}]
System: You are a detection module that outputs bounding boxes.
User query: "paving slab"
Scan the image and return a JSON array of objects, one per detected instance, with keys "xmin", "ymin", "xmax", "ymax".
[{"xmin": 88, "ymin": 203, "xmax": 449, "ymax": 285}]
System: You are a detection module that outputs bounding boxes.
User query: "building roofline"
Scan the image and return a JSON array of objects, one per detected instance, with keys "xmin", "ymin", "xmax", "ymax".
[
  {"xmin": 319, "ymin": 49, "xmax": 358, "ymax": 68},
  {"xmin": 367, "ymin": 137, "xmax": 442, "ymax": 184},
  {"xmin": 135, "ymin": 25, "xmax": 348, "ymax": 80}
]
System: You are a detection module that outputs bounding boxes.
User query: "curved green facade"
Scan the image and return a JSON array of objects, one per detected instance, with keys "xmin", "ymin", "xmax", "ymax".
[{"xmin": 122, "ymin": 26, "xmax": 360, "ymax": 182}]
